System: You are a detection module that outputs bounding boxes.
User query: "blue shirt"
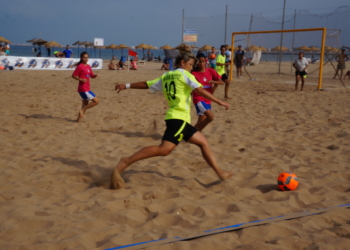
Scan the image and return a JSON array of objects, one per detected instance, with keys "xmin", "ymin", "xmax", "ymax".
[{"xmin": 63, "ymin": 49, "xmax": 73, "ymax": 58}]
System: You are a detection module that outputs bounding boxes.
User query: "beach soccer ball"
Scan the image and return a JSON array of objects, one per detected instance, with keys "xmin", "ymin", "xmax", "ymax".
[{"xmin": 277, "ymin": 172, "xmax": 299, "ymax": 191}]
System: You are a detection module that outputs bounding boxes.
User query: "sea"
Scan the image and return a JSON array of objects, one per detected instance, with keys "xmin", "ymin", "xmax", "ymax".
[{"xmin": 6, "ymin": 44, "xmax": 322, "ymax": 62}]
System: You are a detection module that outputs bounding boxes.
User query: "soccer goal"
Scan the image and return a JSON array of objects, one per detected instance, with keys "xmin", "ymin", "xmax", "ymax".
[{"xmin": 229, "ymin": 28, "xmax": 342, "ymax": 90}]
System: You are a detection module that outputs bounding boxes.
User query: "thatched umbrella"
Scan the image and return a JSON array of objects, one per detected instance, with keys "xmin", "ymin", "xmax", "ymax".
[
  {"xmin": 116, "ymin": 44, "xmax": 130, "ymax": 56},
  {"xmin": 271, "ymin": 46, "xmax": 288, "ymax": 51},
  {"xmin": 324, "ymin": 46, "xmax": 333, "ymax": 51},
  {"xmin": 26, "ymin": 38, "xmax": 37, "ymax": 43},
  {"xmin": 72, "ymin": 40, "xmax": 83, "ymax": 55},
  {"xmin": 106, "ymin": 44, "xmax": 118, "ymax": 57},
  {"xmin": 147, "ymin": 45, "xmax": 157, "ymax": 50},
  {"xmin": 246, "ymin": 45, "xmax": 260, "ymax": 51},
  {"xmin": 0, "ymin": 36, "xmax": 11, "ymax": 43},
  {"xmin": 258, "ymin": 46, "xmax": 267, "ymax": 52},
  {"xmin": 199, "ymin": 44, "xmax": 213, "ymax": 56},
  {"xmin": 34, "ymin": 38, "xmax": 48, "ymax": 46},
  {"xmin": 309, "ymin": 46, "xmax": 320, "ymax": 51},
  {"xmin": 296, "ymin": 45, "xmax": 310, "ymax": 51},
  {"xmin": 160, "ymin": 45, "xmax": 173, "ymax": 50},
  {"xmin": 135, "ymin": 43, "xmax": 150, "ymax": 58}
]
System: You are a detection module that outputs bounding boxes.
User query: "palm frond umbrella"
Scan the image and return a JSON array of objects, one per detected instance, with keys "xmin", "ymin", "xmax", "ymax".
[
  {"xmin": 26, "ymin": 38, "xmax": 37, "ymax": 43},
  {"xmin": 116, "ymin": 44, "xmax": 130, "ymax": 57},
  {"xmin": 160, "ymin": 45, "xmax": 173, "ymax": 50},
  {"xmin": 0, "ymin": 36, "xmax": 11, "ymax": 43},
  {"xmin": 199, "ymin": 44, "xmax": 213, "ymax": 56},
  {"xmin": 309, "ymin": 46, "xmax": 320, "ymax": 51},
  {"xmin": 246, "ymin": 45, "xmax": 260, "ymax": 51},
  {"xmin": 271, "ymin": 46, "xmax": 289, "ymax": 52},
  {"xmin": 258, "ymin": 46, "xmax": 267, "ymax": 52},
  {"xmin": 135, "ymin": 43, "xmax": 150, "ymax": 59},
  {"xmin": 72, "ymin": 40, "xmax": 83, "ymax": 55},
  {"xmin": 324, "ymin": 46, "xmax": 333, "ymax": 51},
  {"xmin": 34, "ymin": 38, "xmax": 48, "ymax": 46},
  {"xmin": 296, "ymin": 45, "xmax": 310, "ymax": 51},
  {"xmin": 147, "ymin": 45, "xmax": 157, "ymax": 50},
  {"xmin": 106, "ymin": 44, "xmax": 118, "ymax": 57},
  {"xmin": 45, "ymin": 41, "xmax": 62, "ymax": 57}
]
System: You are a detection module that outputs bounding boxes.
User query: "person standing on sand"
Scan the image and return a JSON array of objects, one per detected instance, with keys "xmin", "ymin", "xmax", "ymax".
[
  {"xmin": 293, "ymin": 52, "xmax": 308, "ymax": 91},
  {"xmin": 192, "ymin": 53, "xmax": 224, "ymax": 132},
  {"xmin": 110, "ymin": 44, "xmax": 233, "ymax": 190},
  {"xmin": 234, "ymin": 45, "xmax": 244, "ymax": 78},
  {"xmin": 72, "ymin": 52, "xmax": 99, "ymax": 122},
  {"xmin": 333, "ymin": 49, "xmax": 349, "ymax": 79},
  {"xmin": 214, "ymin": 45, "xmax": 231, "ymax": 100}
]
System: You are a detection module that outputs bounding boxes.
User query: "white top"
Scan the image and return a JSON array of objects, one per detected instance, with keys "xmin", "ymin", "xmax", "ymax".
[{"xmin": 293, "ymin": 57, "xmax": 308, "ymax": 71}]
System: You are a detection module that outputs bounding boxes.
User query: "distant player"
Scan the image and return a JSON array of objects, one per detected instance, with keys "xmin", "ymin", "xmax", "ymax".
[
  {"xmin": 110, "ymin": 44, "xmax": 233, "ymax": 190},
  {"xmin": 192, "ymin": 53, "xmax": 224, "ymax": 131},
  {"xmin": 333, "ymin": 49, "xmax": 349, "ymax": 79},
  {"xmin": 72, "ymin": 52, "xmax": 99, "ymax": 122},
  {"xmin": 293, "ymin": 52, "xmax": 308, "ymax": 91},
  {"xmin": 214, "ymin": 45, "xmax": 231, "ymax": 99}
]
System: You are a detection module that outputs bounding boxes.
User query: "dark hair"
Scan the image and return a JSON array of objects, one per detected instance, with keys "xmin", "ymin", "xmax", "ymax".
[
  {"xmin": 76, "ymin": 51, "xmax": 89, "ymax": 66},
  {"xmin": 174, "ymin": 44, "xmax": 196, "ymax": 68},
  {"xmin": 220, "ymin": 45, "xmax": 226, "ymax": 50},
  {"xmin": 299, "ymin": 52, "xmax": 304, "ymax": 56},
  {"xmin": 193, "ymin": 53, "xmax": 206, "ymax": 71}
]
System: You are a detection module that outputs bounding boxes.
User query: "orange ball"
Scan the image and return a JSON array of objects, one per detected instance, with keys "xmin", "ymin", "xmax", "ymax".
[
  {"xmin": 0, "ymin": 65, "xmax": 5, "ymax": 70},
  {"xmin": 210, "ymin": 54, "xmax": 216, "ymax": 59},
  {"xmin": 277, "ymin": 172, "xmax": 299, "ymax": 191}
]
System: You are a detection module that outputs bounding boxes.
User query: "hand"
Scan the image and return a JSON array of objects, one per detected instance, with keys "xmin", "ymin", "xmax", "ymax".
[
  {"xmin": 80, "ymin": 78, "xmax": 87, "ymax": 83},
  {"xmin": 115, "ymin": 84, "xmax": 126, "ymax": 93},
  {"xmin": 218, "ymin": 101, "xmax": 229, "ymax": 110},
  {"xmin": 91, "ymin": 74, "xmax": 98, "ymax": 78}
]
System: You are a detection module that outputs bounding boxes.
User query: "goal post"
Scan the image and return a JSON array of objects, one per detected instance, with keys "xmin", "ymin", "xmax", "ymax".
[{"xmin": 230, "ymin": 28, "xmax": 327, "ymax": 90}]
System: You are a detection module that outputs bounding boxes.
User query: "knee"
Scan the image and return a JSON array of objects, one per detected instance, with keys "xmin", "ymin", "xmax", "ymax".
[
  {"xmin": 207, "ymin": 115, "xmax": 214, "ymax": 122},
  {"xmin": 159, "ymin": 148, "xmax": 172, "ymax": 156},
  {"xmin": 94, "ymin": 98, "xmax": 100, "ymax": 105}
]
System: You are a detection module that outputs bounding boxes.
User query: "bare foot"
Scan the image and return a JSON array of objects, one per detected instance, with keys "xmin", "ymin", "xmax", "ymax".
[
  {"xmin": 110, "ymin": 158, "xmax": 128, "ymax": 189},
  {"xmin": 77, "ymin": 108, "xmax": 84, "ymax": 122},
  {"xmin": 224, "ymin": 96, "xmax": 232, "ymax": 100},
  {"xmin": 219, "ymin": 170, "xmax": 233, "ymax": 180}
]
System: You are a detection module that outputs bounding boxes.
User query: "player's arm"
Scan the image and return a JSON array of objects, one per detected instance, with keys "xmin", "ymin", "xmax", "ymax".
[
  {"xmin": 115, "ymin": 81, "xmax": 148, "ymax": 93},
  {"xmin": 209, "ymin": 80, "xmax": 224, "ymax": 85},
  {"xmin": 194, "ymin": 87, "xmax": 229, "ymax": 110}
]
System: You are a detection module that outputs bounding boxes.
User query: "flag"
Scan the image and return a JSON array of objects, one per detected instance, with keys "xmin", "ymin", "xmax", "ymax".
[{"xmin": 128, "ymin": 49, "xmax": 137, "ymax": 57}]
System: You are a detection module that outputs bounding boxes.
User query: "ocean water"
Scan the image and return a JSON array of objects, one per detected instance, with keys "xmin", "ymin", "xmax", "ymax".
[{"xmin": 6, "ymin": 44, "xmax": 322, "ymax": 62}]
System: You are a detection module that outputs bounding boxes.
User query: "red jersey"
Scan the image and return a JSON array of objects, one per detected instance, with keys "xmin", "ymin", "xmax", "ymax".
[
  {"xmin": 72, "ymin": 64, "xmax": 95, "ymax": 92},
  {"xmin": 191, "ymin": 68, "xmax": 221, "ymax": 104}
]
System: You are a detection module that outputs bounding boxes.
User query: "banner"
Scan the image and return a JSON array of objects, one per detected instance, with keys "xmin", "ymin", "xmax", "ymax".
[
  {"xmin": 0, "ymin": 56, "xmax": 103, "ymax": 70},
  {"xmin": 183, "ymin": 29, "xmax": 198, "ymax": 42}
]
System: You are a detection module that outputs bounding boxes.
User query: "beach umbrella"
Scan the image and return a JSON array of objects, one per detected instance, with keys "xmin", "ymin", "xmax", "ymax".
[
  {"xmin": 26, "ymin": 38, "xmax": 37, "ymax": 43},
  {"xmin": 147, "ymin": 45, "xmax": 157, "ymax": 50},
  {"xmin": 160, "ymin": 44, "xmax": 173, "ymax": 50},
  {"xmin": 45, "ymin": 41, "xmax": 62, "ymax": 48},
  {"xmin": 309, "ymin": 46, "xmax": 320, "ymax": 51},
  {"xmin": 271, "ymin": 46, "xmax": 289, "ymax": 51},
  {"xmin": 296, "ymin": 45, "xmax": 310, "ymax": 51},
  {"xmin": 106, "ymin": 44, "xmax": 118, "ymax": 57},
  {"xmin": 246, "ymin": 45, "xmax": 261, "ymax": 51},
  {"xmin": 116, "ymin": 44, "xmax": 129, "ymax": 56},
  {"xmin": 258, "ymin": 46, "xmax": 267, "ymax": 51},
  {"xmin": 72, "ymin": 40, "xmax": 83, "ymax": 55},
  {"xmin": 135, "ymin": 43, "xmax": 150, "ymax": 58},
  {"xmin": 34, "ymin": 38, "xmax": 48, "ymax": 45},
  {"xmin": 324, "ymin": 46, "xmax": 333, "ymax": 51},
  {"xmin": 0, "ymin": 36, "xmax": 11, "ymax": 43},
  {"xmin": 199, "ymin": 44, "xmax": 214, "ymax": 56}
]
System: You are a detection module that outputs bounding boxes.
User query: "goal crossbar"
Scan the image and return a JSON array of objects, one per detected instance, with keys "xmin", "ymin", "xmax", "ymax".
[{"xmin": 230, "ymin": 27, "xmax": 327, "ymax": 89}]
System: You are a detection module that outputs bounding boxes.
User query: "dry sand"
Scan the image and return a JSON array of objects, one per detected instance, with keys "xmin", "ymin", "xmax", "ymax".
[{"xmin": 0, "ymin": 60, "xmax": 349, "ymax": 250}]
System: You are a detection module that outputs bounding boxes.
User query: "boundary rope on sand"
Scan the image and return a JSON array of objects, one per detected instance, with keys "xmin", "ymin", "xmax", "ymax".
[{"xmin": 104, "ymin": 203, "xmax": 350, "ymax": 250}]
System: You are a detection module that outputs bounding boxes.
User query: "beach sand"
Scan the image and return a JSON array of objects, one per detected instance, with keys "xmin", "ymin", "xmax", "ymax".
[{"xmin": 0, "ymin": 61, "xmax": 349, "ymax": 250}]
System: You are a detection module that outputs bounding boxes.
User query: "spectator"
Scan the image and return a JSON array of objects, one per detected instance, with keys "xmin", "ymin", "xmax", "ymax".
[
  {"xmin": 108, "ymin": 56, "xmax": 117, "ymax": 70},
  {"xmin": 333, "ymin": 49, "xmax": 349, "ymax": 79},
  {"xmin": 63, "ymin": 45, "xmax": 73, "ymax": 58},
  {"xmin": 293, "ymin": 52, "xmax": 308, "ymax": 91},
  {"xmin": 234, "ymin": 45, "xmax": 244, "ymax": 78},
  {"xmin": 4, "ymin": 42, "xmax": 10, "ymax": 56},
  {"xmin": 36, "ymin": 46, "xmax": 42, "ymax": 57},
  {"xmin": 160, "ymin": 59, "xmax": 170, "ymax": 70},
  {"xmin": 208, "ymin": 47, "xmax": 217, "ymax": 69},
  {"xmin": 47, "ymin": 47, "xmax": 51, "ymax": 57},
  {"xmin": 225, "ymin": 45, "xmax": 231, "ymax": 76},
  {"xmin": 130, "ymin": 59, "xmax": 137, "ymax": 70}
]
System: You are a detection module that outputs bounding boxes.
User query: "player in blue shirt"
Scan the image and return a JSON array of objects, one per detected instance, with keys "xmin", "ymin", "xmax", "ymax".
[{"xmin": 63, "ymin": 45, "xmax": 73, "ymax": 58}]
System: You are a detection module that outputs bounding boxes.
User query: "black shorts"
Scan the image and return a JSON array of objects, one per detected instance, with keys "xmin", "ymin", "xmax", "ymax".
[
  {"xmin": 235, "ymin": 64, "xmax": 243, "ymax": 68},
  {"xmin": 295, "ymin": 71, "xmax": 307, "ymax": 77},
  {"xmin": 163, "ymin": 119, "xmax": 197, "ymax": 145},
  {"xmin": 221, "ymin": 73, "xmax": 229, "ymax": 80}
]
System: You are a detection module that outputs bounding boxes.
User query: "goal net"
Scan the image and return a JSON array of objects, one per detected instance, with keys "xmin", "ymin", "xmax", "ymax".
[{"xmin": 229, "ymin": 28, "xmax": 343, "ymax": 89}]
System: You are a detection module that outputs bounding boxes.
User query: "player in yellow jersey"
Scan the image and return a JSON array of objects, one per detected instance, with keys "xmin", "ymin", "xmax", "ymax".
[{"xmin": 111, "ymin": 44, "xmax": 233, "ymax": 189}]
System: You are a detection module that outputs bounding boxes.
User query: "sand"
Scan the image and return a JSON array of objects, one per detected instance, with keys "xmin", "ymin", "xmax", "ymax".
[{"xmin": 0, "ymin": 60, "xmax": 349, "ymax": 250}]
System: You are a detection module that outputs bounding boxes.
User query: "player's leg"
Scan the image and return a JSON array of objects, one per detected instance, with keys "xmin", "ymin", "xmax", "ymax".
[
  {"xmin": 295, "ymin": 74, "xmax": 300, "ymax": 91},
  {"xmin": 188, "ymin": 131, "xmax": 233, "ymax": 180},
  {"xmin": 195, "ymin": 109, "xmax": 214, "ymax": 132},
  {"xmin": 110, "ymin": 140, "xmax": 177, "ymax": 189},
  {"xmin": 82, "ymin": 97, "xmax": 99, "ymax": 113},
  {"xmin": 77, "ymin": 99, "xmax": 89, "ymax": 122},
  {"xmin": 300, "ymin": 74, "xmax": 305, "ymax": 91}
]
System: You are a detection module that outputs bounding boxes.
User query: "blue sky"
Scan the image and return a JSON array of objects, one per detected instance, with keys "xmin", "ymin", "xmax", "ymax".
[{"xmin": 1, "ymin": 0, "xmax": 348, "ymax": 47}]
